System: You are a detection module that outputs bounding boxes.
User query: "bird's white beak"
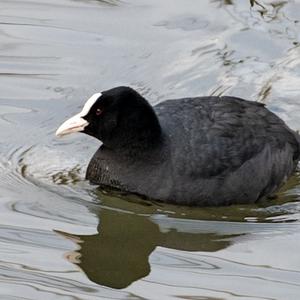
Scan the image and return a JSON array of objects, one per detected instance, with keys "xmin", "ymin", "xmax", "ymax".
[
  {"xmin": 55, "ymin": 92, "xmax": 102, "ymax": 137},
  {"xmin": 55, "ymin": 114, "xmax": 89, "ymax": 137}
]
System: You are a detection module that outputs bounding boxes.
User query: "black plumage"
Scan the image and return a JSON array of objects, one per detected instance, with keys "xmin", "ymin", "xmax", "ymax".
[{"xmin": 62, "ymin": 87, "xmax": 300, "ymax": 206}]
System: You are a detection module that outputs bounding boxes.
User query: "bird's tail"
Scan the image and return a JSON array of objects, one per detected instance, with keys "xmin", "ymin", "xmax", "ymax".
[{"xmin": 294, "ymin": 130, "xmax": 300, "ymax": 164}]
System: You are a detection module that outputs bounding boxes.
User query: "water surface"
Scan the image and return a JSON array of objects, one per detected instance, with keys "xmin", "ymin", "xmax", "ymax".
[{"xmin": 1, "ymin": 0, "xmax": 300, "ymax": 299}]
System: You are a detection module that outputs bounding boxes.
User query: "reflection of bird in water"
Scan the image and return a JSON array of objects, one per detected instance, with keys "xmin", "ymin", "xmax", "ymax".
[
  {"xmin": 57, "ymin": 204, "xmax": 236, "ymax": 289},
  {"xmin": 53, "ymin": 168, "xmax": 300, "ymax": 289}
]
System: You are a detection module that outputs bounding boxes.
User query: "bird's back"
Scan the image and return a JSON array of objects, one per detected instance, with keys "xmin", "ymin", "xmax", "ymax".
[{"xmin": 153, "ymin": 96, "xmax": 300, "ymax": 205}]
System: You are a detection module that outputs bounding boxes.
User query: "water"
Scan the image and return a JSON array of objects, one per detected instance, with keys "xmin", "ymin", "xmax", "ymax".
[{"xmin": 0, "ymin": 0, "xmax": 300, "ymax": 299}]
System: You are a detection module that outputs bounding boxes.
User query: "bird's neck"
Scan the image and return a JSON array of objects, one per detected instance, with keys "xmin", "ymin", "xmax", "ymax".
[{"xmin": 103, "ymin": 106, "xmax": 163, "ymax": 156}]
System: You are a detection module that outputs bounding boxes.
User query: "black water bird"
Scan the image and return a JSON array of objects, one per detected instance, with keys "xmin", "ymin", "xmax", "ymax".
[{"xmin": 56, "ymin": 86, "xmax": 300, "ymax": 206}]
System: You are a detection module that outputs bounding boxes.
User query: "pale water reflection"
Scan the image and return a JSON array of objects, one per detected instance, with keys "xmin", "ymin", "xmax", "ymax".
[{"xmin": 0, "ymin": 0, "xmax": 300, "ymax": 299}]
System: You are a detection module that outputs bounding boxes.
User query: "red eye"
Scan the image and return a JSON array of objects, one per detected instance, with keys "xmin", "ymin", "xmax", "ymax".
[{"xmin": 96, "ymin": 108, "xmax": 102, "ymax": 116}]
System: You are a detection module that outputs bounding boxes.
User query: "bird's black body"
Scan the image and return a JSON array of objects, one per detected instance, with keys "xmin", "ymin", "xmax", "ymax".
[{"xmin": 83, "ymin": 87, "xmax": 300, "ymax": 206}]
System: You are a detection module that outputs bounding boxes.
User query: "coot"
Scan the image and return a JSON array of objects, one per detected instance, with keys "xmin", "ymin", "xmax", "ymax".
[{"xmin": 56, "ymin": 87, "xmax": 300, "ymax": 206}]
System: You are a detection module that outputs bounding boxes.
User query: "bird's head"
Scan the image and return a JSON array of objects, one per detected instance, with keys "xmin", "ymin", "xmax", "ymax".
[{"xmin": 56, "ymin": 86, "xmax": 161, "ymax": 150}]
